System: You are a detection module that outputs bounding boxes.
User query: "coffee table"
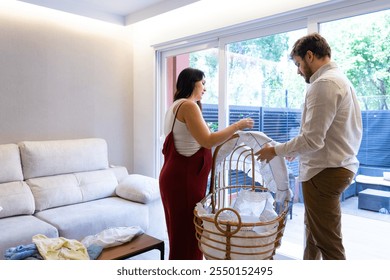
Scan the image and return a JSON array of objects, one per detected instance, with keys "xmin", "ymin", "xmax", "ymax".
[{"xmin": 97, "ymin": 234, "xmax": 165, "ymax": 260}]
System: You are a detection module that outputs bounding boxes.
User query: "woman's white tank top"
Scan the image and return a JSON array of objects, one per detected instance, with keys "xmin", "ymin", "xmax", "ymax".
[{"xmin": 164, "ymin": 100, "xmax": 201, "ymax": 156}]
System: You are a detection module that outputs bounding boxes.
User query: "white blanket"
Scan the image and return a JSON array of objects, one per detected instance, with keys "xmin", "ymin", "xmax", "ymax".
[
  {"xmin": 214, "ymin": 131, "xmax": 293, "ymax": 202},
  {"xmin": 81, "ymin": 226, "xmax": 144, "ymax": 249}
]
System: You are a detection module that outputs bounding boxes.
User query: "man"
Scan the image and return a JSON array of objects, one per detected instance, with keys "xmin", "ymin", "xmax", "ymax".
[{"xmin": 256, "ymin": 33, "xmax": 362, "ymax": 260}]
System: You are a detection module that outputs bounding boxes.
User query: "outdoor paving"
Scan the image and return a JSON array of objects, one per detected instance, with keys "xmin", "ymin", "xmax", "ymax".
[{"xmin": 277, "ymin": 197, "xmax": 390, "ymax": 260}]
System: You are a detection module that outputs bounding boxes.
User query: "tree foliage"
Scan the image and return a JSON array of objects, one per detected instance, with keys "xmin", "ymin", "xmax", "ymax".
[
  {"xmin": 322, "ymin": 10, "xmax": 390, "ymax": 110},
  {"xmin": 190, "ymin": 10, "xmax": 390, "ymax": 110}
]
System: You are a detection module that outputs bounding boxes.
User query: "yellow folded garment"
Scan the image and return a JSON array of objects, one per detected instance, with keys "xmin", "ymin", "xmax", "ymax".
[{"xmin": 32, "ymin": 234, "xmax": 89, "ymax": 260}]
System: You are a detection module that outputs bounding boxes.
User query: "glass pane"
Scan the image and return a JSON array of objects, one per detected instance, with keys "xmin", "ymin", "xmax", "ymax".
[
  {"xmin": 320, "ymin": 9, "xmax": 390, "ymax": 111},
  {"xmin": 225, "ymin": 29, "xmax": 306, "ymax": 177},
  {"xmin": 189, "ymin": 49, "xmax": 219, "ymax": 105},
  {"xmin": 189, "ymin": 49, "xmax": 219, "ymax": 132},
  {"xmin": 226, "ymin": 29, "xmax": 307, "ymax": 109}
]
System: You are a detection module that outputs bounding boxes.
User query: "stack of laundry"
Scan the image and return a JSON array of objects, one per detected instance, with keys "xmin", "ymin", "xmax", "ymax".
[{"xmin": 4, "ymin": 226, "xmax": 143, "ymax": 260}]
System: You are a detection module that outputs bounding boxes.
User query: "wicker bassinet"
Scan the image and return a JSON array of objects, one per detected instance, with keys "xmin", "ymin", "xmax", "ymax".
[{"xmin": 194, "ymin": 131, "xmax": 292, "ymax": 260}]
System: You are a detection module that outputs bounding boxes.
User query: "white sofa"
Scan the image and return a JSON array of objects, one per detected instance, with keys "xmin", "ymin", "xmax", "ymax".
[{"xmin": 0, "ymin": 138, "xmax": 166, "ymax": 259}]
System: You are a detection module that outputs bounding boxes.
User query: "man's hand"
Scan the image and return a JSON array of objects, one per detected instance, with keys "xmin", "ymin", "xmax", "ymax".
[{"xmin": 255, "ymin": 144, "xmax": 276, "ymax": 163}]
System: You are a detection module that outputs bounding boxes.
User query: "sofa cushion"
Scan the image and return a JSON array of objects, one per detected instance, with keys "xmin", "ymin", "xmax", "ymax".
[
  {"xmin": 27, "ymin": 174, "xmax": 82, "ymax": 212},
  {"xmin": 0, "ymin": 215, "xmax": 59, "ymax": 260},
  {"xmin": 0, "ymin": 181, "xmax": 35, "ymax": 218},
  {"xmin": 34, "ymin": 197, "xmax": 149, "ymax": 241},
  {"xmin": 27, "ymin": 169, "xmax": 118, "ymax": 211},
  {"xmin": 0, "ymin": 144, "xmax": 24, "ymax": 183},
  {"xmin": 75, "ymin": 170, "xmax": 118, "ymax": 202},
  {"xmin": 19, "ymin": 138, "xmax": 109, "ymax": 179},
  {"xmin": 116, "ymin": 174, "xmax": 160, "ymax": 204}
]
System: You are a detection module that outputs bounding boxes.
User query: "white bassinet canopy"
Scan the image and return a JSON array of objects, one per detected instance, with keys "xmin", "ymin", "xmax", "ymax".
[{"xmin": 212, "ymin": 131, "xmax": 293, "ymax": 202}]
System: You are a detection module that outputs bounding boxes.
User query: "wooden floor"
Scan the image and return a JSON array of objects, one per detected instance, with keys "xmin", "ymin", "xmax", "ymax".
[{"xmin": 276, "ymin": 197, "xmax": 390, "ymax": 260}]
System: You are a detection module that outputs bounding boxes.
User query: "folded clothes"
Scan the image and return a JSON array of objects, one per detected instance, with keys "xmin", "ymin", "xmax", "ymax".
[
  {"xmin": 32, "ymin": 234, "xmax": 90, "ymax": 260},
  {"xmin": 5, "ymin": 243, "xmax": 40, "ymax": 260}
]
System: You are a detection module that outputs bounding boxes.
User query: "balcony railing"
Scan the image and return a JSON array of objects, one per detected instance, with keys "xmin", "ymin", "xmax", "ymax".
[{"xmin": 203, "ymin": 104, "xmax": 390, "ymax": 177}]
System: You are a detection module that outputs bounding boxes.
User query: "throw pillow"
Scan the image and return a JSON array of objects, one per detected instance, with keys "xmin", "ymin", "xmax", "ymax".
[{"xmin": 116, "ymin": 174, "xmax": 159, "ymax": 204}]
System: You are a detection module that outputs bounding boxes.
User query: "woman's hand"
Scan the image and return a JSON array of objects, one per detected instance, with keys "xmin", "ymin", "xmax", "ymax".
[{"xmin": 235, "ymin": 118, "xmax": 254, "ymax": 130}]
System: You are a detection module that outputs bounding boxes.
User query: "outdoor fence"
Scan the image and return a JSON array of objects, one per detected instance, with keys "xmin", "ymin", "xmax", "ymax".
[{"xmin": 203, "ymin": 104, "xmax": 390, "ymax": 178}]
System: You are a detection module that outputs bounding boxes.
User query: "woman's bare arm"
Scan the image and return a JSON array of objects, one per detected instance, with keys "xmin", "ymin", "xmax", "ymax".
[{"xmin": 177, "ymin": 101, "xmax": 253, "ymax": 149}]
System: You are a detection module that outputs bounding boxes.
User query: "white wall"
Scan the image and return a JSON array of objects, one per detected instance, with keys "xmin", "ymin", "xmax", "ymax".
[
  {"xmin": 0, "ymin": 3, "xmax": 134, "ymax": 170},
  {"xmin": 130, "ymin": 0, "xmax": 330, "ymax": 177}
]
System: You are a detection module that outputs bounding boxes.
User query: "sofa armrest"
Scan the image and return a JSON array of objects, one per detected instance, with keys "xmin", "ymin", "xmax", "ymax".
[
  {"xmin": 116, "ymin": 174, "xmax": 160, "ymax": 204},
  {"xmin": 109, "ymin": 165, "xmax": 129, "ymax": 182}
]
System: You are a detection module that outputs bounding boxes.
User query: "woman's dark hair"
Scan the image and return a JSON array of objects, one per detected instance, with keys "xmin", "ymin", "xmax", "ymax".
[
  {"xmin": 174, "ymin": 67, "xmax": 205, "ymax": 109},
  {"xmin": 290, "ymin": 32, "xmax": 331, "ymax": 60}
]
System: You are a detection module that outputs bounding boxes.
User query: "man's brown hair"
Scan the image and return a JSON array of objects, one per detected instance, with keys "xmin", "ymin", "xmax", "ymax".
[{"xmin": 290, "ymin": 32, "xmax": 331, "ymax": 60}]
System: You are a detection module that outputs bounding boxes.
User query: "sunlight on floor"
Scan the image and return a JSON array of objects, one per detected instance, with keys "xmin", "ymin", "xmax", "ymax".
[{"xmin": 277, "ymin": 199, "xmax": 390, "ymax": 260}]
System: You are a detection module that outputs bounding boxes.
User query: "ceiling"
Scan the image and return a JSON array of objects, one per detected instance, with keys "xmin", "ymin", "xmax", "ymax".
[{"xmin": 17, "ymin": 0, "xmax": 200, "ymax": 25}]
